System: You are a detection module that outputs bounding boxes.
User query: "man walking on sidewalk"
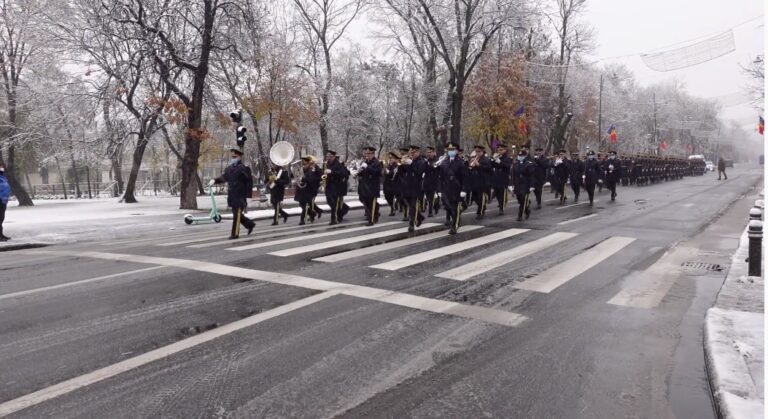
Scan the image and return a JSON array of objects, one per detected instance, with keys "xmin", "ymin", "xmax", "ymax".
[
  {"xmin": 0, "ymin": 166, "xmax": 11, "ymax": 241},
  {"xmin": 717, "ymin": 157, "xmax": 728, "ymax": 180},
  {"xmin": 210, "ymin": 148, "xmax": 255, "ymax": 240}
]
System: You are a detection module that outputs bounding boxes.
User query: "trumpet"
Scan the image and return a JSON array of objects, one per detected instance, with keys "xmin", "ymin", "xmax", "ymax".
[
  {"xmin": 321, "ymin": 161, "xmax": 328, "ymax": 185},
  {"xmin": 469, "ymin": 154, "xmax": 481, "ymax": 168},
  {"xmin": 433, "ymin": 154, "xmax": 447, "ymax": 168},
  {"xmin": 491, "ymin": 152, "xmax": 500, "ymax": 161}
]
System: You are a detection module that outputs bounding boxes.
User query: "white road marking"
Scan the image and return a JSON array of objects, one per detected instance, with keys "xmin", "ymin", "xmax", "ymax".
[
  {"xmin": 313, "ymin": 226, "xmax": 484, "ymax": 263},
  {"xmin": 228, "ymin": 222, "xmax": 402, "ymax": 251},
  {"xmin": 557, "ymin": 213, "xmax": 598, "ymax": 225},
  {"xmin": 607, "ymin": 246, "xmax": 696, "ymax": 308},
  {"xmin": 27, "ymin": 250, "xmax": 528, "ymax": 328},
  {"xmin": 369, "ymin": 229, "xmax": 529, "ymax": 271},
  {"xmin": 0, "ymin": 266, "xmax": 165, "ymax": 302},
  {"xmin": 555, "ymin": 200, "xmax": 596, "ymax": 210},
  {"xmin": 435, "ymin": 232, "xmax": 579, "ymax": 281},
  {"xmin": 188, "ymin": 222, "xmax": 367, "ymax": 249},
  {"xmin": 0, "ymin": 291, "xmax": 339, "ymax": 417},
  {"xmin": 156, "ymin": 222, "xmax": 328, "ymax": 247},
  {"xmin": 269, "ymin": 223, "xmax": 441, "ymax": 257},
  {"xmin": 514, "ymin": 236, "xmax": 636, "ymax": 293}
]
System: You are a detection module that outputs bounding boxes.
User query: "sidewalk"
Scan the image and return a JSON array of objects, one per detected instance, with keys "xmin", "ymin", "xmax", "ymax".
[{"xmin": 704, "ymin": 198, "xmax": 764, "ymax": 419}]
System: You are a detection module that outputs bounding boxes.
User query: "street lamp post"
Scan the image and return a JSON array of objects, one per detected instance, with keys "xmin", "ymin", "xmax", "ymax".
[{"xmin": 597, "ymin": 74, "xmax": 603, "ymax": 151}]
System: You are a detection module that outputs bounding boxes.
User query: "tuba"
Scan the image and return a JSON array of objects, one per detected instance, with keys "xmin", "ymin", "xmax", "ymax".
[{"xmin": 268, "ymin": 141, "xmax": 296, "ymax": 189}]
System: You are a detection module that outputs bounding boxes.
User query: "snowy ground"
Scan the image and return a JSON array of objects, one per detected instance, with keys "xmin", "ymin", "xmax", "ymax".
[{"xmin": 705, "ymin": 226, "xmax": 765, "ymax": 419}]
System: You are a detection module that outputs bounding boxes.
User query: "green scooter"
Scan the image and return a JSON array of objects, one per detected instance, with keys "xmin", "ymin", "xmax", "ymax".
[{"xmin": 183, "ymin": 186, "xmax": 222, "ymax": 225}]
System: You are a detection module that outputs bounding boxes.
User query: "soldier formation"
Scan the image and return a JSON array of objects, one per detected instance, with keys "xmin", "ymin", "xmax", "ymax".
[{"xmin": 218, "ymin": 143, "xmax": 707, "ymax": 240}]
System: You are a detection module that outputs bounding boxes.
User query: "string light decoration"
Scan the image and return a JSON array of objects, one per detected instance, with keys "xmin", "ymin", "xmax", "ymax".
[{"xmin": 640, "ymin": 31, "xmax": 736, "ymax": 72}]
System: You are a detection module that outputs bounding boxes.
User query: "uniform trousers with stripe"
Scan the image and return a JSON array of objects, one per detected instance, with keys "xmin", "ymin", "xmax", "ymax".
[
  {"xmin": 470, "ymin": 189, "xmax": 488, "ymax": 215},
  {"xmin": 493, "ymin": 187, "xmax": 508, "ymax": 211},
  {"xmin": 404, "ymin": 196, "xmax": 424, "ymax": 227},
  {"xmin": 231, "ymin": 206, "xmax": 255, "ymax": 237},
  {"xmin": 361, "ymin": 195, "xmax": 380, "ymax": 224},
  {"xmin": 441, "ymin": 195, "xmax": 463, "ymax": 230}
]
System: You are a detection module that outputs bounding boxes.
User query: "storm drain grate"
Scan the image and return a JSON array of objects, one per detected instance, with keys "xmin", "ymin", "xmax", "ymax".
[{"xmin": 681, "ymin": 261, "xmax": 725, "ymax": 272}]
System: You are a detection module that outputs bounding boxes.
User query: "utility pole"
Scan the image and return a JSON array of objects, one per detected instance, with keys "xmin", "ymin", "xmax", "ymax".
[
  {"xmin": 597, "ymin": 74, "xmax": 603, "ymax": 151},
  {"xmin": 652, "ymin": 92, "xmax": 658, "ymax": 155}
]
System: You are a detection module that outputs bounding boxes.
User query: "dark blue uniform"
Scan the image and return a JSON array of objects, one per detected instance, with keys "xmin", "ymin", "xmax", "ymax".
[
  {"xmin": 568, "ymin": 158, "xmax": 585, "ymax": 202},
  {"xmin": 423, "ymin": 157, "xmax": 440, "ymax": 216},
  {"xmin": 531, "ymin": 155, "xmax": 549, "ymax": 208},
  {"xmin": 603, "ymin": 158, "xmax": 621, "ymax": 201},
  {"xmin": 553, "ymin": 157, "xmax": 570, "ymax": 204},
  {"xmin": 400, "ymin": 156, "xmax": 427, "ymax": 229},
  {"xmin": 467, "ymin": 155, "xmax": 492, "ymax": 217},
  {"xmin": 357, "ymin": 158, "xmax": 382, "ymax": 224},
  {"xmin": 438, "ymin": 156, "xmax": 469, "ymax": 233},
  {"xmin": 383, "ymin": 161, "xmax": 399, "ymax": 216},
  {"xmin": 324, "ymin": 159, "xmax": 348, "ymax": 224},
  {"xmin": 268, "ymin": 168, "xmax": 291, "ymax": 224},
  {"xmin": 214, "ymin": 161, "xmax": 255, "ymax": 238},
  {"xmin": 490, "ymin": 154, "xmax": 512, "ymax": 213},
  {"xmin": 512, "ymin": 158, "xmax": 536, "ymax": 220},
  {"xmin": 584, "ymin": 158, "xmax": 602, "ymax": 205},
  {"xmin": 294, "ymin": 165, "xmax": 323, "ymax": 224}
]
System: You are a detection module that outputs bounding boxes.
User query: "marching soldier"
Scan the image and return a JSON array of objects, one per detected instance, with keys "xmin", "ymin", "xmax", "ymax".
[
  {"xmin": 603, "ymin": 150, "xmax": 621, "ymax": 201},
  {"xmin": 531, "ymin": 147, "xmax": 549, "ymax": 209},
  {"xmin": 294, "ymin": 155, "xmax": 322, "ymax": 225},
  {"xmin": 584, "ymin": 150, "xmax": 602, "ymax": 206},
  {"xmin": 401, "ymin": 145, "xmax": 428, "ymax": 232},
  {"xmin": 323, "ymin": 150, "xmax": 349, "ymax": 225},
  {"xmin": 383, "ymin": 152, "xmax": 400, "ymax": 216},
  {"xmin": 210, "ymin": 148, "xmax": 256, "ymax": 239},
  {"xmin": 356, "ymin": 146, "xmax": 382, "ymax": 226},
  {"xmin": 267, "ymin": 162, "xmax": 291, "ymax": 226},
  {"xmin": 490, "ymin": 143, "xmax": 512, "ymax": 215},
  {"xmin": 438, "ymin": 142, "xmax": 468, "ymax": 235},
  {"xmin": 553, "ymin": 149, "xmax": 570, "ymax": 205},
  {"xmin": 423, "ymin": 146, "xmax": 440, "ymax": 217},
  {"xmin": 568, "ymin": 151, "xmax": 584, "ymax": 203},
  {"xmin": 513, "ymin": 149, "xmax": 536, "ymax": 221},
  {"xmin": 396, "ymin": 146, "xmax": 411, "ymax": 220},
  {"xmin": 467, "ymin": 145, "xmax": 492, "ymax": 219}
]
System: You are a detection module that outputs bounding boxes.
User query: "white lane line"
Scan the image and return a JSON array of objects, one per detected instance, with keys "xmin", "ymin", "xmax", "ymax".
[
  {"xmin": 514, "ymin": 237, "xmax": 636, "ymax": 293},
  {"xmin": 0, "ymin": 266, "xmax": 165, "ymax": 302},
  {"xmin": 28, "ymin": 250, "xmax": 528, "ymax": 329},
  {"xmin": 370, "ymin": 229, "xmax": 529, "ymax": 271},
  {"xmin": 269, "ymin": 224, "xmax": 441, "ymax": 257},
  {"xmin": 228, "ymin": 222, "xmax": 403, "ymax": 251},
  {"xmin": 606, "ymin": 246, "xmax": 695, "ymax": 308},
  {"xmin": 555, "ymin": 200, "xmax": 596, "ymax": 210},
  {"xmin": 435, "ymin": 232, "xmax": 578, "ymax": 281},
  {"xmin": 157, "ymin": 222, "xmax": 326, "ymax": 247},
  {"xmin": 313, "ymin": 226, "xmax": 485, "ymax": 263},
  {"xmin": 189, "ymin": 222, "xmax": 367, "ymax": 249},
  {"xmin": 557, "ymin": 213, "xmax": 598, "ymax": 225},
  {"xmin": 0, "ymin": 291, "xmax": 338, "ymax": 417}
]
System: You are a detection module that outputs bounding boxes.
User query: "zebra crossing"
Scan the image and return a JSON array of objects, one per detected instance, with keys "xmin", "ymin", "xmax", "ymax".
[{"xmin": 148, "ymin": 220, "xmax": 684, "ymax": 308}]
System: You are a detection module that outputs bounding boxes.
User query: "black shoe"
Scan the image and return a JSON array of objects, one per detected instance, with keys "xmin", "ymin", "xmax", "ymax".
[
  {"xmin": 536, "ymin": 204, "xmax": 542, "ymax": 210},
  {"xmin": 498, "ymin": 209, "xmax": 504, "ymax": 215},
  {"xmin": 448, "ymin": 228, "xmax": 457, "ymax": 235},
  {"xmin": 247, "ymin": 225, "xmax": 255, "ymax": 235},
  {"xmin": 416, "ymin": 216, "xmax": 424, "ymax": 227},
  {"xmin": 366, "ymin": 221, "xmax": 374, "ymax": 227},
  {"xmin": 516, "ymin": 216, "xmax": 523, "ymax": 221},
  {"xmin": 389, "ymin": 211, "xmax": 396, "ymax": 216},
  {"xmin": 427, "ymin": 212, "xmax": 434, "ymax": 218},
  {"xmin": 401, "ymin": 217, "xmax": 408, "ymax": 222},
  {"xmin": 525, "ymin": 209, "xmax": 530, "ymax": 220},
  {"xmin": 271, "ymin": 221, "xmax": 279, "ymax": 226},
  {"xmin": 299, "ymin": 221, "xmax": 306, "ymax": 226},
  {"xmin": 330, "ymin": 221, "xmax": 338, "ymax": 225},
  {"xmin": 283, "ymin": 214, "xmax": 289, "ymax": 224},
  {"xmin": 228, "ymin": 235, "xmax": 239, "ymax": 240},
  {"xmin": 316, "ymin": 211, "xmax": 322, "ymax": 219},
  {"xmin": 589, "ymin": 201, "xmax": 594, "ymax": 207},
  {"xmin": 408, "ymin": 225, "xmax": 415, "ymax": 232},
  {"xmin": 444, "ymin": 220, "xmax": 452, "ymax": 227}
]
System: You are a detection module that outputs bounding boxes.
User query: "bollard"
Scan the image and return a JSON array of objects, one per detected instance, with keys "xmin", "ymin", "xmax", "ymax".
[
  {"xmin": 750, "ymin": 208, "xmax": 763, "ymax": 221},
  {"xmin": 748, "ymin": 219, "xmax": 762, "ymax": 277}
]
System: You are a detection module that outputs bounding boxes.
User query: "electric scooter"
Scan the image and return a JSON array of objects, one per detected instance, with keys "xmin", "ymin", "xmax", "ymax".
[{"xmin": 183, "ymin": 186, "xmax": 223, "ymax": 224}]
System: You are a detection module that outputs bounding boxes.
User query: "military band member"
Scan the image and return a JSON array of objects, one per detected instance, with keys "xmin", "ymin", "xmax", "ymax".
[
  {"xmin": 603, "ymin": 150, "xmax": 621, "ymax": 201},
  {"xmin": 423, "ymin": 146, "xmax": 440, "ymax": 217},
  {"xmin": 531, "ymin": 148, "xmax": 549, "ymax": 209},
  {"xmin": 490, "ymin": 143, "xmax": 512, "ymax": 215},
  {"xmin": 383, "ymin": 152, "xmax": 400, "ymax": 216},
  {"xmin": 568, "ymin": 152, "xmax": 585, "ymax": 203},
  {"xmin": 356, "ymin": 146, "xmax": 382, "ymax": 226},
  {"xmin": 513, "ymin": 149, "xmax": 536, "ymax": 221},
  {"xmin": 294, "ymin": 155, "xmax": 322, "ymax": 225},
  {"xmin": 267, "ymin": 162, "xmax": 291, "ymax": 226},
  {"xmin": 467, "ymin": 145, "xmax": 492, "ymax": 219},
  {"xmin": 438, "ymin": 142, "xmax": 469, "ymax": 235},
  {"xmin": 324, "ymin": 150, "xmax": 348, "ymax": 225},
  {"xmin": 397, "ymin": 146, "xmax": 411, "ymax": 220},
  {"xmin": 552, "ymin": 149, "xmax": 570, "ymax": 205},
  {"xmin": 210, "ymin": 148, "xmax": 255, "ymax": 239},
  {"xmin": 584, "ymin": 150, "xmax": 602, "ymax": 206},
  {"xmin": 401, "ymin": 145, "xmax": 427, "ymax": 232}
]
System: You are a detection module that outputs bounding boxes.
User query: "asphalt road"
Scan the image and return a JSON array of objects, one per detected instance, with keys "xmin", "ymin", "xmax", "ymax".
[{"xmin": 0, "ymin": 165, "xmax": 762, "ymax": 419}]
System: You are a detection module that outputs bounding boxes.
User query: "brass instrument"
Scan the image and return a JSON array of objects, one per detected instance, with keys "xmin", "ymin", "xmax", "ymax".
[
  {"xmin": 321, "ymin": 161, "xmax": 328, "ymax": 185},
  {"xmin": 433, "ymin": 154, "xmax": 447, "ymax": 168},
  {"xmin": 346, "ymin": 158, "xmax": 364, "ymax": 178},
  {"xmin": 469, "ymin": 154, "xmax": 481, "ymax": 168}
]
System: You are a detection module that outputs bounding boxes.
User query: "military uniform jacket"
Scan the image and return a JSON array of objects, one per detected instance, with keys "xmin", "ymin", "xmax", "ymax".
[
  {"xmin": 584, "ymin": 159, "xmax": 603, "ymax": 185},
  {"xmin": 268, "ymin": 169, "xmax": 291, "ymax": 203},
  {"xmin": 438, "ymin": 157, "xmax": 468, "ymax": 199},
  {"xmin": 467, "ymin": 155, "xmax": 492, "ymax": 191},
  {"xmin": 490, "ymin": 155, "xmax": 512, "ymax": 188},
  {"xmin": 568, "ymin": 159, "xmax": 585, "ymax": 185},
  {"xmin": 324, "ymin": 160, "xmax": 348, "ymax": 197},
  {"xmin": 603, "ymin": 159, "xmax": 622, "ymax": 182},
  {"xmin": 553, "ymin": 158, "xmax": 570, "ymax": 182},
  {"xmin": 423, "ymin": 158, "xmax": 439, "ymax": 193},
  {"xmin": 294, "ymin": 166, "xmax": 322, "ymax": 203},
  {"xmin": 532, "ymin": 156, "xmax": 550, "ymax": 187},
  {"xmin": 357, "ymin": 158, "xmax": 382, "ymax": 198},
  {"xmin": 512, "ymin": 159, "xmax": 536, "ymax": 192},
  {"xmin": 383, "ymin": 163, "xmax": 398, "ymax": 194},
  {"xmin": 400, "ymin": 156, "xmax": 427, "ymax": 199},
  {"xmin": 215, "ymin": 161, "xmax": 253, "ymax": 208}
]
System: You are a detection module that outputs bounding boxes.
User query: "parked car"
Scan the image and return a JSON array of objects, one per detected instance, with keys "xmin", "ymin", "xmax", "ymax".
[{"xmin": 705, "ymin": 161, "xmax": 715, "ymax": 172}]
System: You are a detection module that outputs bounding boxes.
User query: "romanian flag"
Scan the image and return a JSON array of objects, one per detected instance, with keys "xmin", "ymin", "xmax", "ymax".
[
  {"xmin": 660, "ymin": 140, "xmax": 669, "ymax": 150},
  {"xmin": 519, "ymin": 118, "xmax": 528, "ymax": 136},
  {"xmin": 514, "ymin": 105, "xmax": 526, "ymax": 117},
  {"xmin": 607, "ymin": 124, "xmax": 618, "ymax": 143},
  {"xmin": 759, "ymin": 116, "xmax": 764, "ymax": 135}
]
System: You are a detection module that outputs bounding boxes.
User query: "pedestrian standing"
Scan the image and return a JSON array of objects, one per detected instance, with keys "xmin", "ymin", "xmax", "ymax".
[
  {"xmin": 210, "ymin": 148, "xmax": 255, "ymax": 240},
  {"xmin": 717, "ymin": 158, "xmax": 728, "ymax": 180},
  {"xmin": 0, "ymin": 166, "xmax": 11, "ymax": 241}
]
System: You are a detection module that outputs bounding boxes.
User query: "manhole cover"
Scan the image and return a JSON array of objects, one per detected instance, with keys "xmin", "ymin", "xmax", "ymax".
[{"xmin": 681, "ymin": 262, "xmax": 725, "ymax": 272}]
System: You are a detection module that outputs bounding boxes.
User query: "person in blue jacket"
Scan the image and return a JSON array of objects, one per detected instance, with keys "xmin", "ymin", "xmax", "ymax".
[{"xmin": 0, "ymin": 166, "xmax": 11, "ymax": 241}]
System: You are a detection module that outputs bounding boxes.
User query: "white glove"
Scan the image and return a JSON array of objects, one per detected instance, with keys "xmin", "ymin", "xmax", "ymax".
[
  {"xmin": 609, "ymin": 164, "xmax": 614, "ymax": 170},
  {"xmin": 598, "ymin": 179, "xmax": 603, "ymax": 184},
  {"xmin": 324, "ymin": 169, "xmax": 332, "ymax": 174},
  {"xmin": 207, "ymin": 179, "xmax": 215, "ymax": 186},
  {"xmin": 508, "ymin": 186, "xmax": 514, "ymax": 192},
  {"xmin": 494, "ymin": 158, "xmax": 501, "ymax": 164},
  {"xmin": 460, "ymin": 191, "xmax": 467, "ymax": 198},
  {"xmin": 582, "ymin": 175, "xmax": 585, "ymax": 180},
  {"xmin": 437, "ymin": 192, "xmax": 441, "ymax": 198},
  {"xmin": 360, "ymin": 162, "xmax": 367, "ymax": 169},
  {"xmin": 529, "ymin": 187, "xmax": 535, "ymax": 192}
]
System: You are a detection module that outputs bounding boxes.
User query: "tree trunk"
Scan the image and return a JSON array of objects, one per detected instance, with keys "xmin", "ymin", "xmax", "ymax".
[
  {"xmin": 111, "ymin": 154, "xmax": 124, "ymax": 197},
  {"xmin": 24, "ymin": 170, "xmax": 34, "ymax": 199},
  {"xmin": 449, "ymin": 79, "xmax": 465, "ymax": 147},
  {"xmin": 0, "ymin": 147, "xmax": 33, "ymax": 205},
  {"xmin": 122, "ymin": 135, "xmax": 150, "ymax": 203},
  {"xmin": 55, "ymin": 156, "xmax": 68, "ymax": 200},
  {"xmin": 196, "ymin": 172, "xmax": 204, "ymax": 195},
  {"xmin": 70, "ymin": 151, "xmax": 81, "ymax": 198},
  {"xmin": 85, "ymin": 166, "xmax": 92, "ymax": 199}
]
